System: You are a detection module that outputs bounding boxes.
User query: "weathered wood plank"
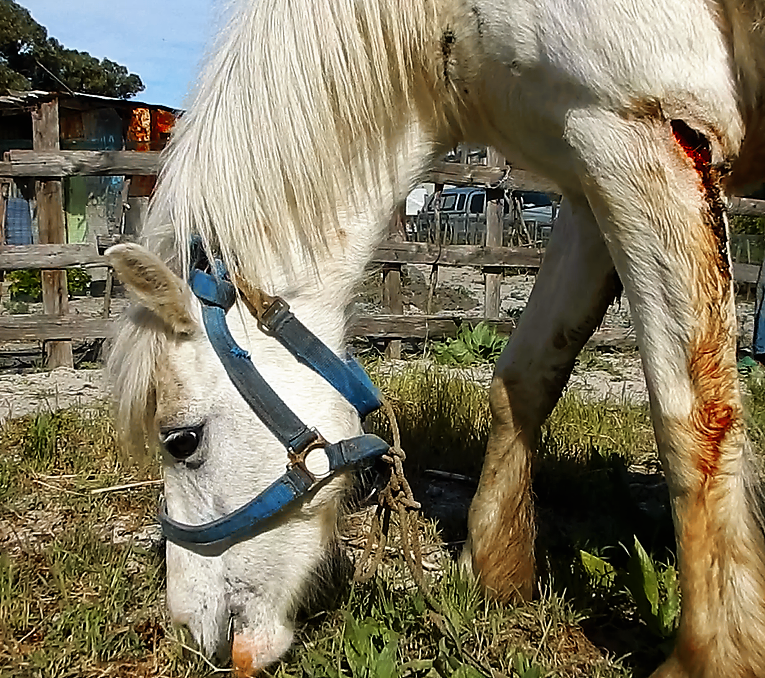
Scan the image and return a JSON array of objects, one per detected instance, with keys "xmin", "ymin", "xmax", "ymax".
[
  {"xmin": 0, "ymin": 242, "xmax": 756, "ymax": 281},
  {"xmin": 734, "ymin": 261, "xmax": 760, "ymax": 285},
  {"xmin": 0, "ymin": 312, "xmax": 635, "ymax": 350},
  {"xmin": 1, "ymin": 241, "xmax": 540, "ymax": 271},
  {"xmin": 424, "ymin": 162, "xmax": 561, "ymax": 194},
  {"xmin": 0, "ymin": 316, "xmax": 115, "ymax": 342},
  {"xmin": 0, "ymin": 244, "xmax": 105, "ymax": 271},
  {"xmin": 2, "ymin": 152, "xmax": 763, "ymax": 219},
  {"xmin": 349, "ymin": 315, "xmax": 635, "ymax": 347},
  {"xmin": 0, "ymin": 150, "xmax": 162, "ymax": 177},
  {"xmin": 484, "ymin": 149, "xmax": 505, "ymax": 318},
  {"xmin": 729, "ymin": 197, "xmax": 765, "ymax": 218},
  {"xmin": 350, "ymin": 314, "xmax": 503, "ymax": 338},
  {"xmin": 382, "ymin": 210, "xmax": 405, "ymax": 358},
  {"xmin": 371, "ymin": 242, "xmax": 543, "ymax": 268}
]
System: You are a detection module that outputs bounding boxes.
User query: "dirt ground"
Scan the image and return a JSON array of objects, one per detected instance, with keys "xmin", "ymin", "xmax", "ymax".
[{"xmin": 0, "ymin": 266, "xmax": 757, "ymax": 421}]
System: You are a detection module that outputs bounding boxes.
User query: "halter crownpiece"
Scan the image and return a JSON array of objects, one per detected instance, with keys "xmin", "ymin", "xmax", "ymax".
[{"xmin": 158, "ymin": 238, "xmax": 389, "ymax": 555}]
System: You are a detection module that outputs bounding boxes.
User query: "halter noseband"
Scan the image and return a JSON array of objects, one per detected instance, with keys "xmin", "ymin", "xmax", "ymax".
[{"xmin": 158, "ymin": 239, "xmax": 389, "ymax": 555}]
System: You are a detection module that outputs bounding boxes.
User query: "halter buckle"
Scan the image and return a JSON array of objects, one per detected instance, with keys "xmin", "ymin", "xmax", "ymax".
[
  {"xmin": 288, "ymin": 429, "xmax": 331, "ymax": 482},
  {"xmin": 259, "ymin": 296, "xmax": 291, "ymax": 333}
]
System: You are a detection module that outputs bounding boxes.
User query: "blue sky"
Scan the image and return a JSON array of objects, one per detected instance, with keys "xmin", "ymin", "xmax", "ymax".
[{"xmin": 18, "ymin": 0, "xmax": 221, "ymax": 109}]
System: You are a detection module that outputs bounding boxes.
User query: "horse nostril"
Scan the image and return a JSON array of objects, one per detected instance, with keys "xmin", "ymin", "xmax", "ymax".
[{"xmin": 231, "ymin": 632, "xmax": 268, "ymax": 677}]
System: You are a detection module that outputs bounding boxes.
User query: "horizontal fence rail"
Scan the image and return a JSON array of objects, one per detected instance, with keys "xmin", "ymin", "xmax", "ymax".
[
  {"xmin": 2, "ymin": 148, "xmax": 764, "ymax": 356},
  {"xmin": 0, "ymin": 313, "xmax": 636, "ymax": 349},
  {"xmin": 0, "ymin": 244, "xmax": 104, "ymax": 271},
  {"xmin": 0, "ymin": 150, "xmax": 162, "ymax": 177},
  {"xmin": 0, "ymin": 241, "xmax": 758, "ymax": 344},
  {"xmin": 2, "ymin": 242, "xmax": 757, "ymax": 279},
  {"xmin": 2, "ymin": 151, "xmax": 764, "ymax": 214}
]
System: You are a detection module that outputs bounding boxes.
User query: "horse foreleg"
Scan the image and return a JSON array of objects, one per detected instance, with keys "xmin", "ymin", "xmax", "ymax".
[
  {"xmin": 567, "ymin": 109, "xmax": 765, "ymax": 677},
  {"xmin": 462, "ymin": 197, "xmax": 619, "ymax": 601}
]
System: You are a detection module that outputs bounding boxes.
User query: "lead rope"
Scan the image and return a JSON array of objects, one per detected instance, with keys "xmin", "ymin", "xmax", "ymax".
[
  {"xmin": 355, "ymin": 397, "xmax": 500, "ymax": 678},
  {"xmin": 353, "ymin": 397, "xmax": 423, "ymax": 586}
]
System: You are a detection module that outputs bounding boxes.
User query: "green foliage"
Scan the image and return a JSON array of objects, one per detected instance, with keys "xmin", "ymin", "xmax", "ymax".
[
  {"xmin": 2, "ymin": 298, "xmax": 29, "ymax": 314},
  {"xmin": 6, "ymin": 267, "xmax": 41, "ymax": 300},
  {"xmin": 510, "ymin": 653, "xmax": 544, "ymax": 678},
  {"xmin": 580, "ymin": 536, "xmax": 681, "ymax": 642},
  {"xmin": 730, "ymin": 214, "xmax": 765, "ymax": 236},
  {"xmin": 7, "ymin": 267, "xmax": 91, "ymax": 301},
  {"xmin": 622, "ymin": 537, "xmax": 680, "ymax": 640},
  {"xmin": 738, "ymin": 355, "xmax": 762, "ymax": 378},
  {"xmin": 342, "ymin": 611, "xmax": 401, "ymax": 678},
  {"xmin": 0, "ymin": 0, "xmax": 143, "ymax": 97},
  {"xmin": 431, "ymin": 323, "xmax": 508, "ymax": 365},
  {"xmin": 67, "ymin": 267, "xmax": 92, "ymax": 295}
]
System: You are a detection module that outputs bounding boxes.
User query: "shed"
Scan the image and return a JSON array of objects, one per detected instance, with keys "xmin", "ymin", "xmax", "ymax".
[{"xmin": 0, "ymin": 90, "xmax": 178, "ymax": 250}]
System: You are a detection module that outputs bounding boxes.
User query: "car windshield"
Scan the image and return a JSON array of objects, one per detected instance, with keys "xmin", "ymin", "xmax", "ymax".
[
  {"xmin": 519, "ymin": 191, "xmax": 552, "ymax": 207},
  {"xmin": 441, "ymin": 194, "xmax": 457, "ymax": 210}
]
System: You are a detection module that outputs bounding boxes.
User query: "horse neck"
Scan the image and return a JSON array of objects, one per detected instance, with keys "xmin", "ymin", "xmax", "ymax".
[{"xmin": 261, "ymin": 124, "xmax": 441, "ymax": 353}]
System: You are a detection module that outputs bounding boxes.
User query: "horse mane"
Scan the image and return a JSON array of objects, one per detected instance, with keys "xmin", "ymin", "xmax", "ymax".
[
  {"xmin": 110, "ymin": 0, "xmax": 478, "ymax": 459},
  {"xmin": 141, "ymin": 0, "xmax": 470, "ymax": 285}
]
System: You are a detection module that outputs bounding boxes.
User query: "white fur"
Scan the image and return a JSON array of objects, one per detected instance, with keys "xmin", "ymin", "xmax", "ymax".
[{"xmin": 109, "ymin": 0, "xmax": 765, "ymax": 674}]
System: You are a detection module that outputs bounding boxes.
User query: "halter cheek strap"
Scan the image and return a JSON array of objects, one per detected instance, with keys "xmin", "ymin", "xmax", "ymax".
[{"xmin": 157, "ymin": 241, "xmax": 389, "ymax": 555}]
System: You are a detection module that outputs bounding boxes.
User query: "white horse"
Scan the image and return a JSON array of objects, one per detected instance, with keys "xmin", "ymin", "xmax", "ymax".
[{"xmin": 107, "ymin": 0, "xmax": 765, "ymax": 674}]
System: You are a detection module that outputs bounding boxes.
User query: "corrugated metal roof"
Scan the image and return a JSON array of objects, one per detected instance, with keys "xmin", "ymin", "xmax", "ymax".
[{"xmin": 0, "ymin": 90, "xmax": 179, "ymax": 114}]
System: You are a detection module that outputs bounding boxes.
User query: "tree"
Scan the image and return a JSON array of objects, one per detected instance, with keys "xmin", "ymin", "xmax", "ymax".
[{"xmin": 0, "ymin": 0, "xmax": 144, "ymax": 98}]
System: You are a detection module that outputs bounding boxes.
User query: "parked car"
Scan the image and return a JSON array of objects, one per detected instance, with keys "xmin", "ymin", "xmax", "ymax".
[{"xmin": 414, "ymin": 187, "xmax": 555, "ymax": 245}]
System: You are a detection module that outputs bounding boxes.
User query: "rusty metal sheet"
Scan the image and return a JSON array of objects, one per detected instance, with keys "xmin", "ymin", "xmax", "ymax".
[{"xmin": 127, "ymin": 107, "xmax": 151, "ymax": 150}]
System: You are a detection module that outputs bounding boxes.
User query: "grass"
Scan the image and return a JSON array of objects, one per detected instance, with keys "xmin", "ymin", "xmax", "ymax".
[
  {"xmin": 0, "ymin": 408, "xmax": 208, "ymax": 677},
  {"xmin": 3, "ymin": 363, "xmax": 765, "ymax": 677}
]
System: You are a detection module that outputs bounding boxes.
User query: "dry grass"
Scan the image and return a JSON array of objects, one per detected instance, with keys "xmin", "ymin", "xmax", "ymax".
[{"xmin": 3, "ymin": 361, "xmax": 760, "ymax": 677}]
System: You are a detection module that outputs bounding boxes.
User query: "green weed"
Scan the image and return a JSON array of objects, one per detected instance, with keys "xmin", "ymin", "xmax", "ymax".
[
  {"xmin": 6, "ymin": 268, "xmax": 92, "ymax": 302},
  {"xmin": 580, "ymin": 537, "xmax": 680, "ymax": 643},
  {"xmin": 431, "ymin": 323, "xmax": 508, "ymax": 366}
]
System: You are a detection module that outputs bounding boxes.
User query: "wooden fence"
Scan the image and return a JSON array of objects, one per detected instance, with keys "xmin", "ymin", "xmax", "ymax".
[{"xmin": 2, "ymin": 146, "xmax": 764, "ymax": 366}]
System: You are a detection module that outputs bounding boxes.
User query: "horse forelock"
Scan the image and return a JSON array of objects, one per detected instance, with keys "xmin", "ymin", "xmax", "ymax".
[
  {"xmin": 108, "ymin": 307, "xmax": 168, "ymax": 463},
  {"xmin": 140, "ymin": 0, "xmax": 474, "ymax": 290}
]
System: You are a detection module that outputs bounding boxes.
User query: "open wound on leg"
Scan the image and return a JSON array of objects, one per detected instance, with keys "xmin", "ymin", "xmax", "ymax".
[{"xmin": 671, "ymin": 119, "xmax": 730, "ymax": 281}]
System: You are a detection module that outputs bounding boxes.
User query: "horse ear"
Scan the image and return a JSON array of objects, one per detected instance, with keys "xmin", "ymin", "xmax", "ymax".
[{"xmin": 106, "ymin": 243, "xmax": 198, "ymax": 335}]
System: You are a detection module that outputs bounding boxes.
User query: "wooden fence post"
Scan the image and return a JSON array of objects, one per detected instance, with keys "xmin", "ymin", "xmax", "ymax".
[
  {"xmin": 33, "ymin": 99, "xmax": 73, "ymax": 369},
  {"xmin": 383, "ymin": 207, "xmax": 405, "ymax": 359},
  {"xmin": 426, "ymin": 183, "xmax": 444, "ymax": 314},
  {"xmin": 484, "ymin": 148, "xmax": 505, "ymax": 319}
]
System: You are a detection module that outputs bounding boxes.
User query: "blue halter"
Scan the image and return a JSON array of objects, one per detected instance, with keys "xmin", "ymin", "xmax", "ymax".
[{"xmin": 158, "ymin": 240, "xmax": 389, "ymax": 555}]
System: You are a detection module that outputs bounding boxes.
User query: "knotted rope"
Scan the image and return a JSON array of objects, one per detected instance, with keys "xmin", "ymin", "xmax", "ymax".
[
  {"xmin": 353, "ymin": 397, "xmax": 500, "ymax": 678},
  {"xmin": 353, "ymin": 397, "xmax": 425, "ymax": 587}
]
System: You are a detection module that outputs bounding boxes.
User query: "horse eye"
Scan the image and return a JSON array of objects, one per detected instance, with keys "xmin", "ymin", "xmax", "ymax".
[{"xmin": 161, "ymin": 426, "xmax": 203, "ymax": 460}]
